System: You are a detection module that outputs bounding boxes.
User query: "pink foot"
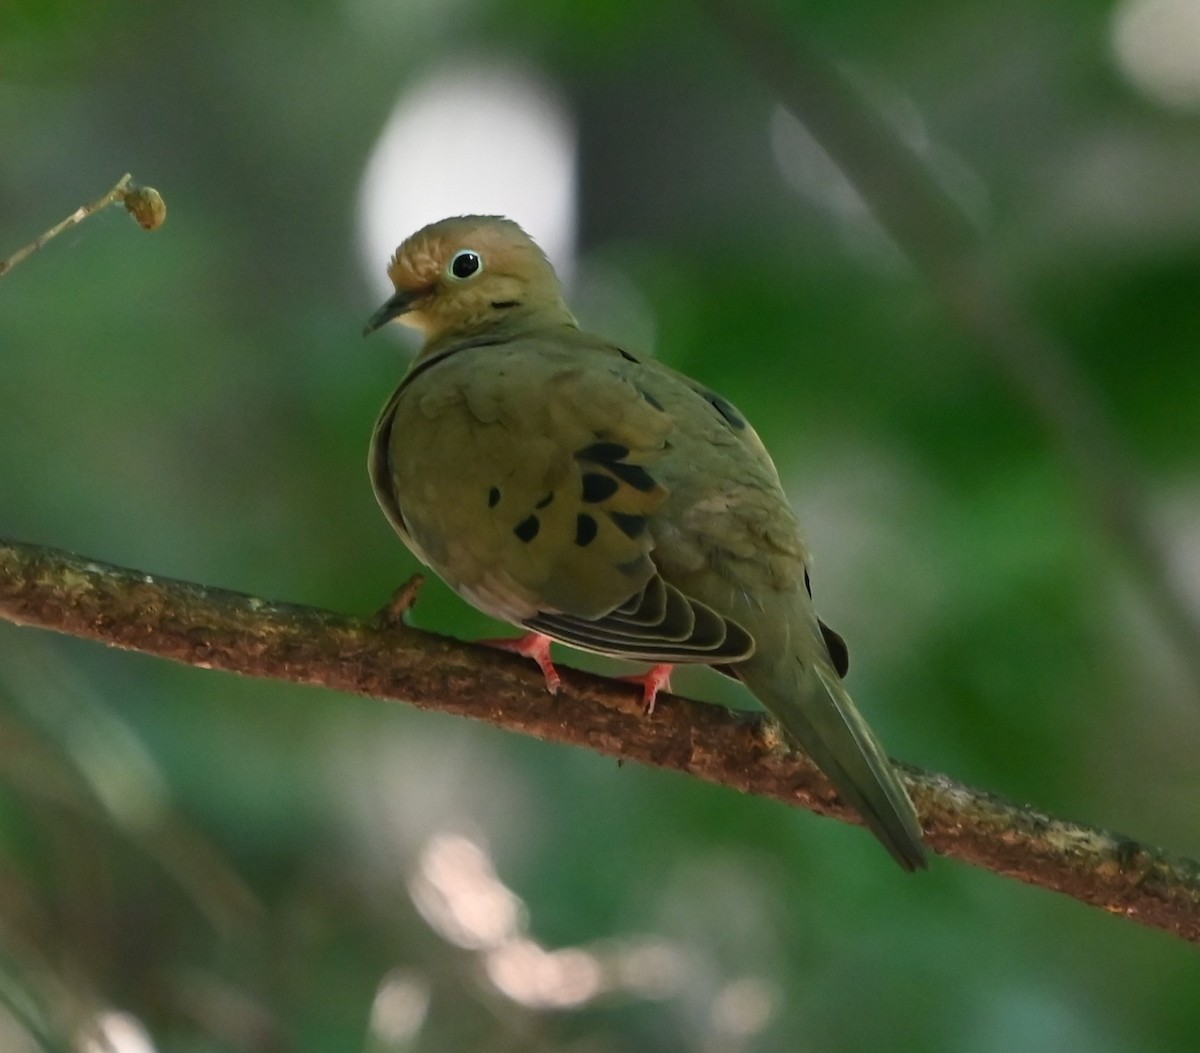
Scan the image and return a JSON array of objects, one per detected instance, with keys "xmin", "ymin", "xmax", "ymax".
[
  {"xmin": 621, "ymin": 663, "xmax": 675, "ymax": 714},
  {"xmin": 480, "ymin": 632, "xmax": 562, "ymax": 695}
]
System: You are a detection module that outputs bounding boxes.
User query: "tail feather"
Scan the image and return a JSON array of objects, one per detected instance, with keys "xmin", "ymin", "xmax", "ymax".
[{"xmin": 744, "ymin": 656, "xmax": 926, "ymax": 871}]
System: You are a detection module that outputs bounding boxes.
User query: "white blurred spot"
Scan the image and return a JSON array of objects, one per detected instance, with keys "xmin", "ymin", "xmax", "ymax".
[
  {"xmin": 769, "ymin": 103, "xmax": 906, "ymax": 271},
  {"xmin": 607, "ymin": 936, "xmax": 691, "ymax": 999},
  {"xmin": 0, "ymin": 1004, "xmax": 38, "ymax": 1053},
  {"xmin": 709, "ymin": 978, "xmax": 776, "ymax": 1039},
  {"xmin": 770, "ymin": 105, "xmax": 873, "ymax": 223},
  {"xmin": 971, "ymin": 986, "xmax": 1124, "ymax": 1053},
  {"xmin": 78, "ymin": 1011, "xmax": 158, "ymax": 1053},
  {"xmin": 1039, "ymin": 128, "xmax": 1200, "ymax": 251},
  {"xmin": 331, "ymin": 722, "xmax": 537, "ymax": 882},
  {"xmin": 484, "ymin": 938, "xmax": 604, "ymax": 1009},
  {"xmin": 370, "ymin": 969, "xmax": 431, "ymax": 1046},
  {"xmin": 408, "ymin": 832, "xmax": 525, "ymax": 949},
  {"xmin": 0, "ymin": 641, "xmax": 169, "ymax": 831},
  {"xmin": 67, "ymin": 719, "xmax": 170, "ymax": 832},
  {"xmin": 404, "ymin": 834, "xmax": 704, "ymax": 1013},
  {"xmin": 769, "ymin": 78, "xmax": 988, "ymax": 262},
  {"xmin": 781, "ymin": 442, "xmax": 951, "ymax": 665},
  {"xmin": 1158, "ymin": 485, "xmax": 1200, "ymax": 620},
  {"xmin": 357, "ymin": 61, "xmax": 577, "ymax": 302},
  {"xmin": 1113, "ymin": 0, "xmax": 1200, "ymax": 110}
]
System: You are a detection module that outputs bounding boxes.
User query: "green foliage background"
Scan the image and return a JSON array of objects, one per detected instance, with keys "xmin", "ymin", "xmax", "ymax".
[{"xmin": 2, "ymin": 1, "xmax": 1200, "ymax": 1050}]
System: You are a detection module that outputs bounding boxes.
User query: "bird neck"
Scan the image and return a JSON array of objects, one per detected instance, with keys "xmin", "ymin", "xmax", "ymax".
[{"xmin": 414, "ymin": 303, "xmax": 578, "ymax": 363}]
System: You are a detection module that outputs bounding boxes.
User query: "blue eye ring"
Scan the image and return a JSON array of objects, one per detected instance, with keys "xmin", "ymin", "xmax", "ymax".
[{"xmin": 448, "ymin": 249, "xmax": 482, "ymax": 280}]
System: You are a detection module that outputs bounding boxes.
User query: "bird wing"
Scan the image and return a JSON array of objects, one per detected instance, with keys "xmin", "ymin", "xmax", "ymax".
[{"xmin": 371, "ymin": 331, "xmax": 755, "ymax": 664}]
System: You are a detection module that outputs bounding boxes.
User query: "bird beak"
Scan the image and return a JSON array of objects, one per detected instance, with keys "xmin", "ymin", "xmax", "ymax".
[{"xmin": 363, "ymin": 288, "xmax": 422, "ymax": 336}]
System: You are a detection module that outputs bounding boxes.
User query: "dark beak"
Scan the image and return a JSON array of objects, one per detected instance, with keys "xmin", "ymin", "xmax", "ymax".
[{"xmin": 363, "ymin": 289, "xmax": 421, "ymax": 336}]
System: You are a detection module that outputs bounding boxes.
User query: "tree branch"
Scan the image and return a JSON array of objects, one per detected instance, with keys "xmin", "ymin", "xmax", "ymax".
[
  {"xmin": 1, "ymin": 538, "xmax": 1198, "ymax": 943},
  {"xmin": 0, "ymin": 174, "xmax": 166, "ymax": 280}
]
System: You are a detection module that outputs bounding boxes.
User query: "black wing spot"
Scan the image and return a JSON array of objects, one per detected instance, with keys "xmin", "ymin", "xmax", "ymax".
[
  {"xmin": 514, "ymin": 515, "xmax": 540, "ymax": 542},
  {"xmin": 577, "ymin": 441, "xmax": 657, "ymax": 492},
  {"xmin": 606, "ymin": 461, "xmax": 656, "ymax": 492},
  {"xmin": 575, "ymin": 513, "xmax": 598, "ymax": 546},
  {"xmin": 581, "ymin": 472, "xmax": 620, "ymax": 503},
  {"xmin": 804, "ymin": 568, "xmax": 812, "ymax": 597},
  {"xmin": 488, "ymin": 487, "xmax": 501, "ymax": 508},
  {"xmin": 608, "ymin": 511, "xmax": 646, "ymax": 539},
  {"xmin": 577, "ymin": 441, "xmax": 630, "ymax": 464},
  {"xmin": 535, "ymin": 491, "xmax": 554, "ymax": 509},
  {"xmin": 637, "ymin": 386, "xmax": 665, "ymax": 411},
  {"xmin": 617, "ymin": 347, "xmax": 639, "ymax": 363},
  {"xmin": 819, "ymin": 619, "xmax": 850, "ymax": 678},
  {"xmin": 490, "ymin": 300, "xmax": 520, "ymax": 310},
  {"xmin": 703, "ymin": 390, "xmax": 746, "ymax": 430}
]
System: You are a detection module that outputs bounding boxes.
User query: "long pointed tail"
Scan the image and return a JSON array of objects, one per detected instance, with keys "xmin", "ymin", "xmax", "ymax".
[{"xmin": 742, "ymin": 655, "xmax": 926, "ymax": 871}]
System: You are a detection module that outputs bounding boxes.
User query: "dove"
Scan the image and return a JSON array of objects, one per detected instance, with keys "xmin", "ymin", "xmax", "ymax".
[{"xmin": 364, "ymin": 215, "xmax": 926, "ymax": 870}]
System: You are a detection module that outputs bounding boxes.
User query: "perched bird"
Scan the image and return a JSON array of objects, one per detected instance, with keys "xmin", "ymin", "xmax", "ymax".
[{"xmin": 365, "ymin": 215, "xmax": 926, "ymax": 871}]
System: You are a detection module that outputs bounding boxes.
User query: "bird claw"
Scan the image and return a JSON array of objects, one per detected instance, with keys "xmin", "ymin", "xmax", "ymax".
[
  {"xmin": 375, "ymin": 574, "xmax": 425, "ymax": 626},
  {"xmin": 620, "ymin": 663, "xmax": 674, "ymax": 714},
  {"xmin": 479, "ymin": 631, "xmax": 562, "ymax": 695}
]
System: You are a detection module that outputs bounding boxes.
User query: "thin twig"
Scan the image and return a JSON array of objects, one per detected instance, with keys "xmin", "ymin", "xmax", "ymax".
[
  {"xmin": 699, "ymin": 0, "xmax": 1200, "ymax": 693},
  {"xmin": 0, "ymin": 537, "xmax": 1197, "ymax": 943},
  {"xmin": 0, "ymin": 174, "xmax": 166, "ymax": 279}
]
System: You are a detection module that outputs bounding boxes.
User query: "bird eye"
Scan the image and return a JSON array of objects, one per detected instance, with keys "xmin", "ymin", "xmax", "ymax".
[{"xmin": 448, "ymin": 250, "xmax": 482, "ymax": 280}]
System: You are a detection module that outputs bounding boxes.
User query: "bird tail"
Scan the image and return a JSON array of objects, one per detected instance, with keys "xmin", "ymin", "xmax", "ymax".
[{"xmin": 741, "ymin": 651, "xmax": 927, "ymax": 871}]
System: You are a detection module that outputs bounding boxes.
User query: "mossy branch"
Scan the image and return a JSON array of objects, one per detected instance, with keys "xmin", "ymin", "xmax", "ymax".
[{"xmin": 1, "ymin": 538, "xmax": 1198, "ymax": 944}]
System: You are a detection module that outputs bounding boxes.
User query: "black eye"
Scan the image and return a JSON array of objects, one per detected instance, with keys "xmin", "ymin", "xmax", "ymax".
[{"xmin": 449, "ymin": 250, "xmax": 481, "ymax": 280}]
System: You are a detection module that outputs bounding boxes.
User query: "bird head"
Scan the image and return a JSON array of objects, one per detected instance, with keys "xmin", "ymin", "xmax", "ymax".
[{"xmin": 364, "ymin": 215, "xmax": 575, "ymax": 351}]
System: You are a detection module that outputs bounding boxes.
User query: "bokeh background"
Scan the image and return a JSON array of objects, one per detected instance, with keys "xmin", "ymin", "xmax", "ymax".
[{"xmin": 3, "ymin": 0, "xmax": 1200, "ymax": 1050}]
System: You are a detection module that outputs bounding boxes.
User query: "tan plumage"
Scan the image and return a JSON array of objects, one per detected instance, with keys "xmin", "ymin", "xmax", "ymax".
[{"xmin": 365, "ymin": 215, "xmax": 926, "ymax": 870}]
